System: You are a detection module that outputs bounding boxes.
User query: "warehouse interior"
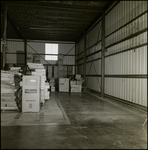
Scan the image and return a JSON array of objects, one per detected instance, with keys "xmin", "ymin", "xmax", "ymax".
[{"xmin": 1, "ymin": 1, "xmax": 147, "ymax": 149}]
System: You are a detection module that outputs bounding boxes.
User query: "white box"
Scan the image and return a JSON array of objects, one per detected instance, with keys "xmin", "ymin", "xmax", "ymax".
[
  {"xmin": 59, "ymin": 78, "xmax": 69, "ymax": 92},
  {"xmin": 22, "ymin": 76, "xmax": 40, "ymax": 113}
]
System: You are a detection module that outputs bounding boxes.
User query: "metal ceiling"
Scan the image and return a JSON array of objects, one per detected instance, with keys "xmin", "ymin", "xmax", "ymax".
[{"xmin": 1, "ymin": 1, "xmax": 115, "ymax": 42}]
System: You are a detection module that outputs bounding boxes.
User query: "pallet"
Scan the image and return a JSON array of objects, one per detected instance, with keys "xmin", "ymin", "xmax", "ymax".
[{"xmin": 1, "ymin": 107, "xmax": 18, "ymax": 112}]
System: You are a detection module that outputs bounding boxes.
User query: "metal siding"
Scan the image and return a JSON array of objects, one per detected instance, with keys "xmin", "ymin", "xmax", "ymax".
[
  {"xmin": 5, "ymin": 40, "xmax": 24, "ymax": 63},
  {"xmin": 6, "ymin": 54, "xmax": 17, "ymax": 63},
  {"xmin": 58, "ymin": 44, "xmax": 75, "ymax": 55},
  {"xmin": 63, "ymin": 56, "xmax": 75, "ymax": 65},
  {"xmin": 105, "ymin": 46, "xmax": 147, "ymax": 75},
  {"xmin": 6, "ymin": 41, "xmax": 24, "ymax": 53},
  {"xmin": 105, "ymin": 78, "xmax": 147, "ymax": 107},
  {"xmin": 77, "ymin": 64, "xmax": 83, "ymax": 75},
  {"xmin": 77, "ymin": 1, "xmax": 147, "ymax": 107},
  {"xmin": 87, "ymin": 77, "xmax": 101, "ymax": 92}
]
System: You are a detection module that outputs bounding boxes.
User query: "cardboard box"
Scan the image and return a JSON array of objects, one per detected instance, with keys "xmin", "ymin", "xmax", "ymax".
[
  {"xmin": 76, "ymin": 80, "xmax": 82, "ymax": 85},
  {"xmin": 71, "ymin": 85, "xmax": 82, "ymax": 92},
  {"xmin": 51, "ymin": 86, "xmax": 55, "ymax": 92},
  {"xmin": 59, "ymin": 78, "xmax": 69, "ymax": 92},
  {"xmin": 22, "ymin": 76, "xmax": 40, "ymax": 113}
]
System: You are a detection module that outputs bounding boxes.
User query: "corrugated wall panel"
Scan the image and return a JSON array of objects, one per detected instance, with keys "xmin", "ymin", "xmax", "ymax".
[
  {"xmin": 63, "ymin": 56, "xmax": 75, "ymax": 65},
  {"xmin": 58, "ymin": 44, "xmax": 75, "ymax": 55},
  {"xmin": 105, "ymin": 78, "xmax": 147, "ymax": 107},
  {"xmin": 6, "ymin": 54, "xmax": 17, "ymax": 63},
  {"xmin": 77, "ymin": 1, "xmax": 147, "ymax": 107},
  {"xmin": 87, "ymin": 77, "xmax": 101, "ymax": 92},
  {"xmin": 77, "ymin": 64, "xmax": 83, "ymax": 75},
  {"xmin": 86, "ymin": 22, "xmax": 102, "ymax": 48},
  {"xmin": 105, "ymin": 46, "xmax": 147, "ymax": 75},
  {"xmin": 86, "ymin": 59, "xmax": 101, "ymax": 75},
  {"xmin": 6, "ymin": 40, "xmax": 24, "ymax": 63},
  {"xmin": 6, "ymin": 40, "xmax": 24, "ymax": 53}
]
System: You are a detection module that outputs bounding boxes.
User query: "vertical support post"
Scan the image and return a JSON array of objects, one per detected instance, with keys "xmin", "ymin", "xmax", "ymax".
[
  {"xmin": 83, "ymin": 32, "xmax": 86, "ymax": 89},
  {"xmin": 101, "ymin": 11, "xmax": 105, "ymax": 97},
  {"xmin": 75, "ymin": 43, "xmax": 77, "ymax": 75},
  {"xmin": 24, "ymin": 39, "xmax": 27, "ymax": 66},
  {"xmin": 2, "ymin": 4, "xmax": 8, "ymax": 69}
]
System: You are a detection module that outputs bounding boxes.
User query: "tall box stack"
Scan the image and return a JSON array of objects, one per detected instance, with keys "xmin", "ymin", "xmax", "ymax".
[
  {"xmin": 59, "ymin": 78, "xmax": 69, "ymax": 92},
  {"xmin": 22, "ymin": 75, "xmax": 40, "ymax": 113},
  {"xmin": 32, "ymin": 68, "xmax": 46, "ymax": 105},
  {"xmin": 28, "ymin": 63, "xmax": 46, "ymax": 105},
  {"xmin": 50, "ymin": 77, "xmax": 55, "ymax": 92},
  {"xmin": 1, "ymin": 71, "xmax": 18, "ymax": 110},
  {"xmin": 45, "ymin": 82, "xmax": 50, "ymax": 100},
  {"xmin": 70, "ymin": 74, "xmax": 83, "ymax": 92}
]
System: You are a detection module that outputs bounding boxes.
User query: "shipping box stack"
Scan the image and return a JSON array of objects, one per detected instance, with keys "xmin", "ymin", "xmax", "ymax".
[
  {"xmin": 45, "ymin": 82, "xmax": 50, "ymax": 100},
  {"xmin": 28, "ymin": 63, "xmax": 47, "ymax": 105},
  {"xmin": 32, "ymin": 68, "xmax": 46, "ymax": 105},
  {"xmin": 1, "ymin": 70, "xmax": 20, "ymax": 111},
  {"xmin": 50, "ymin": 77, "xmax": 55, "ymax": 92},
  {"xmin": 22, "ymin": 75, "xmax": 40, "ymax": 113},
  {"xmin": 59, "ymin": 78, "xmax": 69, "ymax": 92},
  {"xmin": 70, "ymin": 74, "xmax": 83, "ymax": 92}
]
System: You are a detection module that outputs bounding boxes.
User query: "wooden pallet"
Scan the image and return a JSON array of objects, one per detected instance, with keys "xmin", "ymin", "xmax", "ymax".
[{"xmin": 1, "ymin": 107, "xmax": 18, "ymax": 112}]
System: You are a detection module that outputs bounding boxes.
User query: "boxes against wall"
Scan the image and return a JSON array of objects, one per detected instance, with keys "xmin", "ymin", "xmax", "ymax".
[
  {"xmin": 51, "ymin": 86, "xmax": 55, "ymax": 92},
  {"xmin": 59, "ymin": 78, "xmax": 69, "ymax": 92},
  {"xmin": 71, "ymin": 85, "xmax": 82, "ymax": 92},
  {"xmin": 75, "ymin": 74, "xmax": 82, "ymax": 80}
]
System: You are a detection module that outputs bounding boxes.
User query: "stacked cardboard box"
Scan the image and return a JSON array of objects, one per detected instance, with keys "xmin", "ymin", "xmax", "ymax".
[
  {"xmin": 45, "ymin": 82, "xmax": 50, "ymax": 100},
  {"xmin": 70, "ymin": 74, "xmax": 83, "ymax": 92},
  {"xmin": 59, "ymin": 78, "xmax": 69, "ymax": 92},
  {"xmin": 50, "ymin": 77, "xmax": 55, "ymax": 92},
  {"xmin": 1, "ymin": 70, "xmax": 19, "ymax": 110},
  {"xmin": 22, "ymin": 75, "xmax": 40, "ymax": 113},
  {"xmin": 27, "ymin": 63, "xmax": 44, "ymax": 69},
  {"xmin": 32, "ymin": 68, "xmax": 46, "ymax": 105}
]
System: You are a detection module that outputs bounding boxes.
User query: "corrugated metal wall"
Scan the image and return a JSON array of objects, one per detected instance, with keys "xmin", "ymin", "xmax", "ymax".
[
  {"xmin": 77, "ymin": 1, "xmax": 147, "ymax": 107},
  {"xmin": 5, "ymin": 40, "xmax": 75, "ymax": 66},
  {"xmin": 5, "ymin": 40, "xmax": 24, "ymax": 64}
]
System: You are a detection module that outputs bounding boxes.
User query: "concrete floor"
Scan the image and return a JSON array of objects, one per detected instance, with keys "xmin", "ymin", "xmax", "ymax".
[{"xmin": 1, "ymin": 91, "xmax": 147, "ymax": 149}]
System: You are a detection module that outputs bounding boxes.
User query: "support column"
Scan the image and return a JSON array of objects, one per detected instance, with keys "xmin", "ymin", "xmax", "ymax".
[
  {"xmin": 101, "ymin": 11, "xmax": 105, "ymax": 97},
  {"xmin": 83, "ymin": 32, "xmax": 86, "ymax": 89},
  {"xmin": 75, "ymin": 43, "xmax": 77, "ymax": 75},
  {"xmin": 24, "ymin": 39, "xmax": 27, "ymax": 66},
  {"xmin": 3, "ymin": 4, "xmax": 8, "ymax": 69}
]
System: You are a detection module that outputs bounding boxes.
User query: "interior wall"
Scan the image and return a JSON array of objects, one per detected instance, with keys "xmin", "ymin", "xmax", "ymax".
[
  {"xmin": 77, "ymin": 1, "xmax": 147, "ymax": 107},
  {"xmin": 4, "ymin": 40, "xmax": 75, "ymax": 66}
]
